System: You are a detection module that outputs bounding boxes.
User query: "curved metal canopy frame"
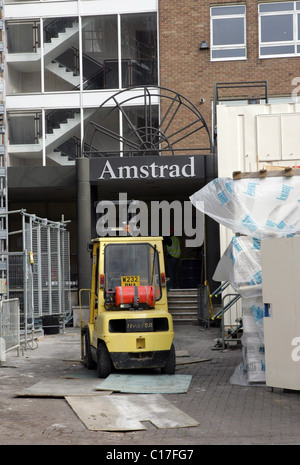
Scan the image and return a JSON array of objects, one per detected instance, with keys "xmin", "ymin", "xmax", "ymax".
[{"xmin": 83, "ymin": 85, "xmax": 213, "ymax": 157}]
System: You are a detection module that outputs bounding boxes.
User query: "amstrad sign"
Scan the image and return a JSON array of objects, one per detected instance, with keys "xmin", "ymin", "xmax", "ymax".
[{"xmin": 89, "ymin": 155, "xmax": 204, "ymax": 182}]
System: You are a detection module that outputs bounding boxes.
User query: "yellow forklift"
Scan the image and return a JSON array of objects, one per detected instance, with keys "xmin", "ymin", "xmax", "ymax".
[{"xmin": 80, "ymin": 235, "xmax": 175, "ymax": 378}]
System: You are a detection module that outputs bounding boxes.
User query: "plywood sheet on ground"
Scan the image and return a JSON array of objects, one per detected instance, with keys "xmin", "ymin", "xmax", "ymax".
[
  {"xmin": 65, "ymin": 394, "xmax": 199, "ymax": 431},
  {"xmin": 15, "ymin": 378, "xmax": 112, "ymax": 397},
  {"xmin": 95, "ymin": 374, "xmax": 192, "ymax": 393}
]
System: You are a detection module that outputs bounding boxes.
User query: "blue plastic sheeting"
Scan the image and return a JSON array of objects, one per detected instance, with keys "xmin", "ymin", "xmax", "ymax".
[{"xmin": 95, "ymin": 373, "xmax": 192, "ymax": 394}]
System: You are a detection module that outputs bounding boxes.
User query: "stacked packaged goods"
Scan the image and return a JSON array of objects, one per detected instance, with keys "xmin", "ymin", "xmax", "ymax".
[{"xmin": 190, "ymin": 174, "xmax": 300, "ymax": 385}]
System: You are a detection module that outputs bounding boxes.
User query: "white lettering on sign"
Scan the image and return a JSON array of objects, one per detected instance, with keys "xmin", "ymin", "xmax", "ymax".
[
  {"xmin": 96, "ymin": 192, "xmax": 204, "ymax": 247},
  {"xmin": 291, "ymin": 337, "xmax": 300, "ymax": 362},
  {"xmin": 98, "ymin": 157, "xmax": 195, "ymax": 180}
]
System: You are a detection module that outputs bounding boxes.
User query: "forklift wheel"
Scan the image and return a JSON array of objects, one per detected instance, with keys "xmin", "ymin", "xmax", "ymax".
[
  {"xmin": 161, "ymin": 343, "xmax": 176, "ymax": 374},
  {"xmin": 83, "ymin": 328, "xmax": 96, "ymax": 369},
  {"xmin": 97, "ymin": 340, "xmax": 112, "ymax": 378}
]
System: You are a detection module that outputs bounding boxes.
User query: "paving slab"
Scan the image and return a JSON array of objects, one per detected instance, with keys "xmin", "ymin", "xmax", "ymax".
[{"xmin": 1, "ymin": 325, "xmax": 300, "ymax": 445}]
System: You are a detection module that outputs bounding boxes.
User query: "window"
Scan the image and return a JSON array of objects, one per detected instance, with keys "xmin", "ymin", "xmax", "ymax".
[
  {"xmin": 104, "ymin": 243, "xmax": 161, "ymax": 301},
  {"xmin": 6, "ymin": 12, "xmax": 158, "ymax": 95},
  {"xmin": 259, "ymin": 2, "xmax": 300, "ymax": 58},
  {"xmin": 82, "ymin": 16, "xmax": 118, "ymax": 90},
  {"xmin": 210, "ymin": 5, "xmax": 247, "ymax": 61},
  {"xmin": 121, "ymin": 13, "xmax": 158, "ymax": 87},
  {"xmin": 43, "ymin": 17, "xmax": 79, "ymax": 92}
]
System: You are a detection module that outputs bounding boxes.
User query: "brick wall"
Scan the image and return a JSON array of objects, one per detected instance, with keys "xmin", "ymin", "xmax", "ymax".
[{"xmin": 158, "ymin": 0, "xmax": 300, "ymax": 145}]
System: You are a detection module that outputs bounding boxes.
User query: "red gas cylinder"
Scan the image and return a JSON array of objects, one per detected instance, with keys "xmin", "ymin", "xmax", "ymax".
[{"xmin": 115, "ymin": 285, "xmax": 155, "ymax": 308}]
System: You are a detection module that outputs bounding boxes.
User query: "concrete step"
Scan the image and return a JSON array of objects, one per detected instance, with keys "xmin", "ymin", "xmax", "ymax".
[
  {"xmin": 172, "ymin": 313, "xmax": 198, "ymax": 321},
  {"xmin": 170, "ymin": 314, "xmax": 198, "ymax": 324},
  {"xmin": 168, "ymin": 301, "xmax": 198, "ymax": 307},
  {"xmin": 167, "ymin": 288, "xmax": 198, "ymax": 324},
  {"xmin": 45, "ymin": 61, "xmax": 80, "ymax": 86},
  {"xmin": 168, "ymin": 305, "xmax": 198, "ymax": 313},
  {"xmin": 168, "ymin": 288, "xmax": 197, "ymax": 295}
]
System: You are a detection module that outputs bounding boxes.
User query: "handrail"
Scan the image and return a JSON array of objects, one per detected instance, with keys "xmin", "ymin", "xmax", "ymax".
[
  {"xmin": 211, "ymin": 280, "xmax": 230, "ymax": 298},
  {"xmin": 213, "ymin": 293, "xmax": 241, "ymax": 320}
]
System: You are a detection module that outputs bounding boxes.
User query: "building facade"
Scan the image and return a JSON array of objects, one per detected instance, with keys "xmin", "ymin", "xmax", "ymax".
[{"xmin": 4, "ymin": 0, "xmax": 300, "ymax": 301}]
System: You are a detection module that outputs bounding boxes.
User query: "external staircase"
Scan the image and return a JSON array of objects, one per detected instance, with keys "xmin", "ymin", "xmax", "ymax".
[
  {"xmin": 6, "ymin": 20, "xmax": 80, "ymax": 74},
  {"xmin": 45, "ymin": 60, "xmax": 80, "ymax": 87},
  {"xmin": 6, "ymin": 17, "xmax": 102, "ymax": 165},
  {"xmin": 43, "ymin": 22, "xmax": 79, "ymax": 65},
  {"xmin": 167, "ymin": 288, "xmax": 198, "ymax": 325},
  {"xmin": 8, "ymin": 108, "xmax": 95, "ymax": 165}
]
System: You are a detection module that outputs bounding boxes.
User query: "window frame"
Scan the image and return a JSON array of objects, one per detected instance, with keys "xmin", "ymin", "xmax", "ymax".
[
  {"xmin": 210, "ymin": 5, "xmax": 247, "ymax": 62},
  {"xmin": 259, "ymin": 1, "xmax": 300, "ymax": 58}
]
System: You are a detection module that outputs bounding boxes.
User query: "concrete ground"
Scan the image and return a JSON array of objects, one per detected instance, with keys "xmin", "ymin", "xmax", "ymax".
[{"xmin": 1, "ymin": 323, "xmax": 300, "ymax": 446}]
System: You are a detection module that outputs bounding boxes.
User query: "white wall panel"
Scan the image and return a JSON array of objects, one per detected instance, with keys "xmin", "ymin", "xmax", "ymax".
[
  {"xmin": 217, "ymin": 102, "xmax": 300, "ymax": 281},
  {"xmin": 80, "ymin": 0, "xmax": 157, "ymax": 16},
  {"xmin": 262, "ymin": 236, "xmax": 300, "ymax": 390},
  {"xmin": 5, "ymin": 0, "xmax": 157, "ymax": 20},
  {"xmin": 5, "ymin": 1, "xmax": 79, "ymax": 19},
  {"xmin": 257, "ymin": 114, "xmax": 281, "ymax": 161},
  {"xmin": 281, "ymin": 113, "xmax": 300, "ymax": 161},
  {"xmin": 6, "ymin": 92, "xmax": 81, "ymax": 110},
  {"xmin": 217, "ymin": 102, "xmax": 300, "ymax": 179}
]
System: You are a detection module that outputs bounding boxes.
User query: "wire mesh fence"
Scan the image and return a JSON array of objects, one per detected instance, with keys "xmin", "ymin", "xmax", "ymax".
[
  {"xmin": 0, "ymin": 298, "xmax": 20, "ymax": 362},
  {"xmin": 24, "ymin": 223, "xmax": 71, "ymax": 317},
  {"xmin": 7, "ymin": 212, "xmax": 71, "ymax": 346}
]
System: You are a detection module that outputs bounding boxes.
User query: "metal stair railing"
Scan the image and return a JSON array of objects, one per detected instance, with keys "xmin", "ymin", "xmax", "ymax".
[
  {"xmin": 214, "ymin": 292, "xmax": 242, "ymax": 350},
  {"xmin": 213, "ymin": 291, "xmax": 240, "ymax": 320},
  {"xmin": 198, "ymin": 280, "xmax": 230, "ymax": 327},
  {"xmin": 211, "ymin": 281, "xmax": 230, "ymax": 299}
]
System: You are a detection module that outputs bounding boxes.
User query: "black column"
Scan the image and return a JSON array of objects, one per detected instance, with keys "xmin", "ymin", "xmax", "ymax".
[{"xmin": 77, "ymin": 157, "xmax": 92, "ymax": 305}]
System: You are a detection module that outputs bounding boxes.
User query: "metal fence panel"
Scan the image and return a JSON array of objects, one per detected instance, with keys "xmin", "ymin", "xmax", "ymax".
[
  {"xmin": 7, "ymin": 213, "xmax": 71, "ymax": 346},
  {"xmin": 23, "ymin": 222, "xmax": 71, "ymax": 319},
  {"xmin": 0, "ymin": 298, "xmax": 20, "ymax": 360},
  {"xmin": 8, "ymin": 253, "xmax": 25, "ymax": 329}
]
